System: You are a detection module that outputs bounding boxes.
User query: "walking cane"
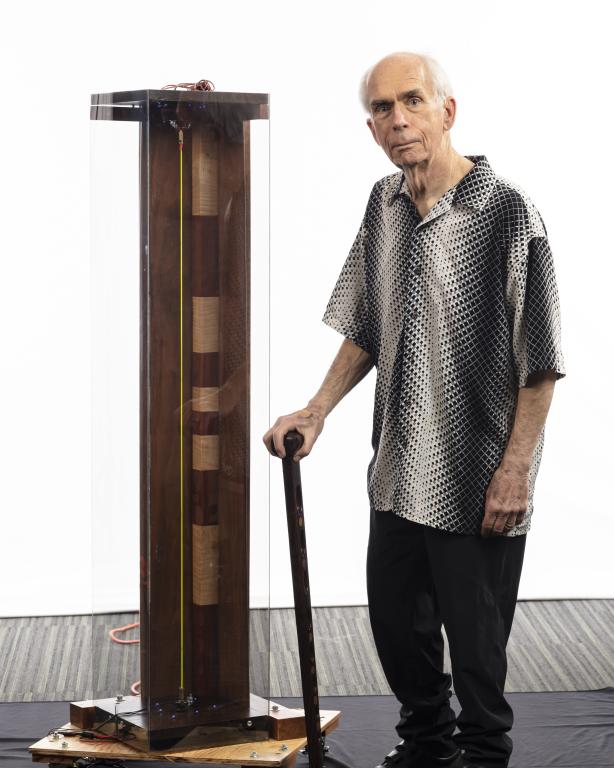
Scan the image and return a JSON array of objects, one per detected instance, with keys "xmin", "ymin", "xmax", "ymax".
[
  {"xmin": 278, "ymin": 430, "xmax": 325, "ymax": 768},
  {"xmin": 274, "ymin": 430, "xmax": 352, "ymax": 768}
]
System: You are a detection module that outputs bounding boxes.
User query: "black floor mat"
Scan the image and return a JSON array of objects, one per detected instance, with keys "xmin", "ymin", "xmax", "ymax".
[{"xmin": 2, "ymin": 690, "xmax": 613, "ymax": 768}]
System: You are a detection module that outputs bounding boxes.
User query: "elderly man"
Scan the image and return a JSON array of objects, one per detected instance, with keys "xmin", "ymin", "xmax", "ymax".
[{"xmin": 263, "ymin": 52, "xmax": 565, "ymax": 768}]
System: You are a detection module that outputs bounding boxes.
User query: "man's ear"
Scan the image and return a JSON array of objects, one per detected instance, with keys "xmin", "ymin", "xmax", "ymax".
[
  {"xmin": 442, "ymin": 96, "xmax": 457, "ymax": 133},
  {"xmin": 366, "ymin": 117, "xmax": 381, "ymax": 146}
]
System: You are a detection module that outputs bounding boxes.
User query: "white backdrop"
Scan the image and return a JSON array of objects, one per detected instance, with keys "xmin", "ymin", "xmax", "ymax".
[{"xmin": 0, "ymin": 0, "xmax": 611, "ymax": 618}]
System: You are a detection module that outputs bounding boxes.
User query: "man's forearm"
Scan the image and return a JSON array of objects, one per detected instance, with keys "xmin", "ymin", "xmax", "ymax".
[
  {"xmin": 500, "ymin": 370, "xmax": 558, "ymax": 473},
  {"xmin": 307, "ymin": 338, "xmax": 374, "ymax": 417}
]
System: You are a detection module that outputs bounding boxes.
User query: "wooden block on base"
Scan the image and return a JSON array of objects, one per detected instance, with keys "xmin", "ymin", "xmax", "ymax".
[{"xmin": 68, "ymin": 700, "xmax": 96, "ymax": 730}]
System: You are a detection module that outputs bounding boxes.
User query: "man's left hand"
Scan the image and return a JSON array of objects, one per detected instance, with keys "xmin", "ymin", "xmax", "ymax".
[{"xmin": 481, "ymin": 465, "xmax": 529, "ymax": 538}]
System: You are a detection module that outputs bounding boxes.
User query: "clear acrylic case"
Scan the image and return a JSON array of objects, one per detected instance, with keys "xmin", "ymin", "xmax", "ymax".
[{"xmin": 89, "ymin": 88, "xmax": 270, "ymax": 752}]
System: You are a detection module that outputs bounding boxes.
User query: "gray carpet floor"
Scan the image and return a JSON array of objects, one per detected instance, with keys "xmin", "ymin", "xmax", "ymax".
[{"xmin": 1, "ymin": 601, "xmax": 613, "ymax": 702}]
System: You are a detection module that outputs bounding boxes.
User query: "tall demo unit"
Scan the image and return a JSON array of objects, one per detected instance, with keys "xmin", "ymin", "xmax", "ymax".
[{"xmin": 84, "ymin": 87, "xmax": 271, "ymax": 752}]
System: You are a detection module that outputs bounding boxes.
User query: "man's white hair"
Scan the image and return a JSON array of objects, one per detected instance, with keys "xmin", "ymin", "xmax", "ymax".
[{"xmin": 359, "ymin": 52, "xmax": 453, "ymax": 113}]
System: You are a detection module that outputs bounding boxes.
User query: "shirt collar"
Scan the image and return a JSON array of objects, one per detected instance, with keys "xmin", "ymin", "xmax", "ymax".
[{"xmin": 387, "ymin": 154, "xmax": 497, "ymax": 212}]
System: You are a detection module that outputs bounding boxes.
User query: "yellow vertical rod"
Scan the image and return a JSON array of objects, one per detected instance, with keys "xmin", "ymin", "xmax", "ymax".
[{"xmin": 179, "ymin": 128, "xmax": 185, "ymax": 694}]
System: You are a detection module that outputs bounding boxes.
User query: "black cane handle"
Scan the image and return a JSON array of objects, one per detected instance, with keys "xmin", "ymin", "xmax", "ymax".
[
  {"xmin": 268, "ymin": 430, "xmax": 303, "ymax": 460},
  {"xmin": 283, "ymin": 429, "xmax": 304, "ymax": 459}
]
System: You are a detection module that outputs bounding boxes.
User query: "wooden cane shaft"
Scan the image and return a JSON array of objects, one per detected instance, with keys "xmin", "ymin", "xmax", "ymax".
[{"xmin": 282, "ymin": 432, "xmax": 323, "ymax": 768}]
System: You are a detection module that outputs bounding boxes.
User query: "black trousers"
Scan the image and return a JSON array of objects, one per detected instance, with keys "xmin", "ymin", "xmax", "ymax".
[{"xmin": 366, "ymin": 508, "xmax": 526, "ymax": 767}]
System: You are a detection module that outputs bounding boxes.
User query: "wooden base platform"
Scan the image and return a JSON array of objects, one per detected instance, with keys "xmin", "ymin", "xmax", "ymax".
[{"xmin": 29, "ymin": 703, "xmax": 341, "ymax": 767}]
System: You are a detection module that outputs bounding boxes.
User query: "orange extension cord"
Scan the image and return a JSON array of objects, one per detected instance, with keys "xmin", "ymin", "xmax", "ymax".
[{"xmin": 109, "ymin": 622, "xmax": 141, "ymax": 695}]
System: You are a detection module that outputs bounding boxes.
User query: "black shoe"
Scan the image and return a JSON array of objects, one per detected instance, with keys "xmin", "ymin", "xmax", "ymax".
[
  {"xmin": 422, "ymin": 748, "xmax": 463, "ymax": 767},
  {"xmin": 459, "ymin": 764, "xmax": 508, "ymax": 768},
  {"xmin": 375, "ymin": 740, "xmax": 411, "ymax": 768},
  {"xmin": 375, "ymin": 741, "xmax": 462, "ymax": 768},
  {"xmin": 458, "ymin": 758, "xmax": 508, "ymax": 768}
]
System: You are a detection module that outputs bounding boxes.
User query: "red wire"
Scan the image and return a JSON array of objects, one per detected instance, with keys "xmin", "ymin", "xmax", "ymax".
[
  {"xmin": 108, "ymin": 622, "xmax": 141, "ymax": 695},
  {"xmin": 109, "ymin": 622, "xmax": 140, "ymax": 644},
  {"xmin": 162, "ymin": 79, "xmax": 215, "ymax": 91}
]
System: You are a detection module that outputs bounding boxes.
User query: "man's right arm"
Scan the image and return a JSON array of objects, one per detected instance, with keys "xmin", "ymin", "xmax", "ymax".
[{"xmin": 262, "ymin": 338, "xmax": 374, "ymax": 462}]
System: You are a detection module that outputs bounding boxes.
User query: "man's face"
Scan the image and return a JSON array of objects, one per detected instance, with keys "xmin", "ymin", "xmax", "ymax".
[{"xmin": 366, "ymin": 56, "xmax": 455, "ymax": 169}]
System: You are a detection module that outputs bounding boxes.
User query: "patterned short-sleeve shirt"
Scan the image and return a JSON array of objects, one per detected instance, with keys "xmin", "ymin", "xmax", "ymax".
[{"xmin": 322, "ymin": 155, "xmax": 566, "ymax": 536}]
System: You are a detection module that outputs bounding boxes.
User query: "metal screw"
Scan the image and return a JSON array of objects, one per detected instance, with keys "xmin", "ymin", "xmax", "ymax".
[
  {"xmin": 61, "ymin": 741, "xmax": 68, "ymax": 749},
  {"xmin": 280, "ymin": 743, "xmax": 288, "ymax": 751},
  {"xmin": 271, "ymin": 704, "xmax": 279, "ymax": 711},
  {"xmin": 250, "ymin": 751, "xmax": 259, "ymax": 758},
  {"xmin": 115, "ymin": 694, "xmax": 124, "ymax": 703},
  {"xmin": 246, "ymin": 719, "xmax": 253, "ymax": 726}
]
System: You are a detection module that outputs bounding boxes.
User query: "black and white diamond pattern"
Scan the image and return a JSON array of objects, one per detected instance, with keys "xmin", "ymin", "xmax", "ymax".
[{"xmin": 322, "ymin": 155, "xmax": 566, "ymax": 536}]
